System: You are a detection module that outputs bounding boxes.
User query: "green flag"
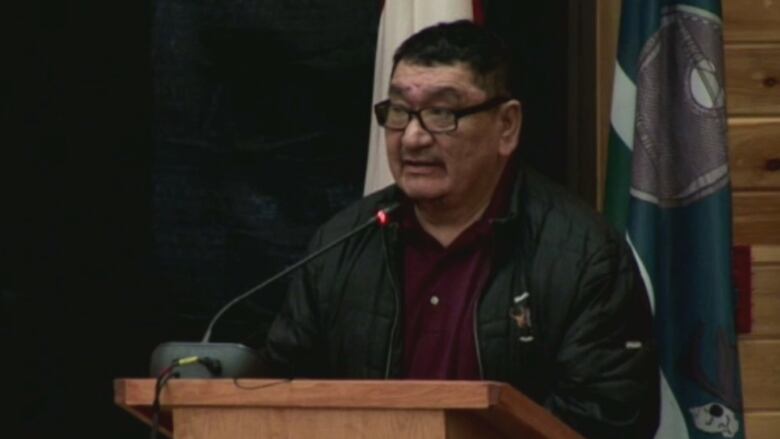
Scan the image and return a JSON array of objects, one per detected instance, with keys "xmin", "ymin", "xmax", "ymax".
[{"xmin": 604, "ymin": 1, "xmax": 745, "ymax": 438}]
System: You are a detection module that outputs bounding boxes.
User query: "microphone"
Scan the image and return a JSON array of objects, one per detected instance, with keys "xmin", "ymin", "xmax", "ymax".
[{"xmin": 149, "ymin": 202, "xmax": 399, "ymax": 378}]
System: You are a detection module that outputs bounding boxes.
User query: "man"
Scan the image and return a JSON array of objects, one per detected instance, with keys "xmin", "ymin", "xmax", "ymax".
[{"xmin": 260, "ymin": 20, "xmax": 659, "ymax": 438}]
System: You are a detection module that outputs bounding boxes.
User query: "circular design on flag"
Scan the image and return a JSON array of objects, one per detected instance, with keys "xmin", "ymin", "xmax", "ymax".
[{"xmin": 631, "ymin": 6, "xmax": 729, "ymax": 207}]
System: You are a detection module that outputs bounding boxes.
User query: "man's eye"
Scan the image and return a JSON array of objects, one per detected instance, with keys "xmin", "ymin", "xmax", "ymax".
[
  {"xmin": 385, "ymin": 105, "xmax": 409, "ymax": 125},
  {"xmin": 424, "ymin": 108, "xmax": 455, "ymax": 124},
  {"xmin": 426, "ymin": 108, "xmax": 453, "ymax": 118},
  {"xmin": 388, "ymin": 105, "xmax": 408, "ymax": 114},
  {"xmin": 387, "ymin": 106, "xmax": 410, "ymax": 122}
]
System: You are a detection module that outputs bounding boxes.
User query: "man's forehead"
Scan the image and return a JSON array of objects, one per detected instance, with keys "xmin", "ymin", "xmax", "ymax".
[
  {"xmin": 388, "ymin": 83, "xmax": 462, "ymax": 100},
  {"xmin": 388, "ymin": 62, "xmax": 483, "ymax": 101}
]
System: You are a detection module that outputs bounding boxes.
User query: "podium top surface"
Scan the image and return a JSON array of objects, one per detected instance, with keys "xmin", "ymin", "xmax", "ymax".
[
  {"xmin": 114, "ymin": 379, "xmax": 583, "ymax": 439},
  {"xmin": 115, "ymin": 379, "xmax": 514, "ymax": 409}
]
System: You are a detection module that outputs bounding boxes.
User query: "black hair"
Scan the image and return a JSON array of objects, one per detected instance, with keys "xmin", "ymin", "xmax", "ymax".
[{"xmin": 391, "ymin": 20, "xmax": 513, "ymax": 97}]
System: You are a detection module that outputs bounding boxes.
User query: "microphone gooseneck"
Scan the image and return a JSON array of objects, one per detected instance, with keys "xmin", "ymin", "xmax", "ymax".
[{"xmin": 201, "ymin": 202, "xmax": 399, "ymax": 343}]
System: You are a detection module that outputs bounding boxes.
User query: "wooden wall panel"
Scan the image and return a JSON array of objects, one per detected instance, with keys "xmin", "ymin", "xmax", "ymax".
[
  {"xmin": 751, "ymin": 264, "xmax": 780, "ymax": 337},
  {"xmin": 753, "ymin": 245, "xmax": 780, "ymax": 264},
  {"xmin": 725, "ymin": 44, "xmax": 780, "ymax": 115},
  {"xmin": 724, "ymin": 1, "xmax": 780, "ymax": 434},
  {"xmin": 732, "ymin": 191, "xmax": 780, "ymax": 245},
  {"xmin": 724, "ymin": 0, "xmax": 780, "ymax": 43},
  {"xmin": 729, "ymin": 118, "xmax": 780, "ymax": 190},
  {"xmin": 740, "ymin": 339, "xmax": 780, "ymax": 410},
  {"xmin": 746, "ymin": 411, "xmax": 780, "ymax": 439}
]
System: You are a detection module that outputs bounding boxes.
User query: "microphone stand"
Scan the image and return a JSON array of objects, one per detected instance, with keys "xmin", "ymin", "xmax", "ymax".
[{"xmin": 148, "ymin": 203, "xmax": 398, "ymax": 379}]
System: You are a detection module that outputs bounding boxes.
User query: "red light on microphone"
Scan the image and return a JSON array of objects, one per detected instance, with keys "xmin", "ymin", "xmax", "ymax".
[
  {"xmin": 374, "ymin": 203, "xmax": 398, "ymax": 227},
  {"xmin": 376, "ymin": 209, "xmax": 389, "ymax": 226}
]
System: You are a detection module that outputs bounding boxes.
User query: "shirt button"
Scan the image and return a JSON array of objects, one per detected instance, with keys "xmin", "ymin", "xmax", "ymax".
[{"xmin": 430, "ymin": 295, "xmax": 440, "ymax": 306}]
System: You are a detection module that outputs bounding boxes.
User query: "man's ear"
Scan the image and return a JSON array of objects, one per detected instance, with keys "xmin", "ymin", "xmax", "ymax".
[{"xmin": 497, "ymin": 100, "xmax": 522, "ymax": 157}]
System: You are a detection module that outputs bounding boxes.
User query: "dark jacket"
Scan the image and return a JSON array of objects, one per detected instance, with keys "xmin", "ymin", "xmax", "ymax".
[{"xmin": 261, "ymin": 166, "xmax": 660, "ymax": 438}]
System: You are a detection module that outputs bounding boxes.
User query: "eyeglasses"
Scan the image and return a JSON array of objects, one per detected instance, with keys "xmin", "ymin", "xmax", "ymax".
[{"xmin": 373, "ymin": 96, "xmax": 511, "ymax": 133}]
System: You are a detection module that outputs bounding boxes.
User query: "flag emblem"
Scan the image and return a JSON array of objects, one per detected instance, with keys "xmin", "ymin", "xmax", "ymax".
[{"xmin": 632, "ymin": 6, "xmax": 729, "ymax": 208}]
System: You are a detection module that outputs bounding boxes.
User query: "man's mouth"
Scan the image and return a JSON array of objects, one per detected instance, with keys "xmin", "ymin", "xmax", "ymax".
[
  {"xmin": 402, "ymin": 159, "xmax": 443, "ymax": 171},
  {"xmin": 403, "ymin": 160, "xmax": 444, "ymax": 174}
]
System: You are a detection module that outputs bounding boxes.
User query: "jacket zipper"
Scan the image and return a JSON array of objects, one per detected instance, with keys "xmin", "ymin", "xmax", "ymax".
[
  {"xmin": 472, "ymin": 297, "xmax": 485, "ymax": 379},
  {"xmin": 473, "ymin": 222, "xmax": 506, "ymax": 380},
  {"xmin": 382, "ymin": 227, "xmax": 401, "ymax": 378}
]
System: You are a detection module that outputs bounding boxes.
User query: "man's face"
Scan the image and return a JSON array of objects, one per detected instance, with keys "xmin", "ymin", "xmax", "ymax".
[{"xmin": 385, "ymin": 61, "xmax": 518, "ymax": 206}]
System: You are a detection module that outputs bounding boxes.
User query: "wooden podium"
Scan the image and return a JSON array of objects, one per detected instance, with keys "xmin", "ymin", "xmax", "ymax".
[{"xmin": 114, "ymin": 379, "xmax": 583, "ymax": 438}]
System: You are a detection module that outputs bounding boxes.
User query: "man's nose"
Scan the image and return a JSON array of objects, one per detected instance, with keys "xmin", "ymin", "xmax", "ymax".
[{"xmin": 401, "ymin": 115, "xmax": 433, "ymax": 149}]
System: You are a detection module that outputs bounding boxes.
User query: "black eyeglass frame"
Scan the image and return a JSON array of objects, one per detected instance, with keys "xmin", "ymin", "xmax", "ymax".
[{"xmin": 373, "ymin": 95, "xmax": 512, "ymax": 133}]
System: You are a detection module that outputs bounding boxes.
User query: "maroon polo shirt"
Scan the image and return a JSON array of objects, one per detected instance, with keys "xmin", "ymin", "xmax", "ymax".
[{"xmin": 400, "ymin": 162, "xmax": 515, "ymax": 380}]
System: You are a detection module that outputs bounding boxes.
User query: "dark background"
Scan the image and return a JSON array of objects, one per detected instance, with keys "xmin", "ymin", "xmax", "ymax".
[{"xmin": 2, "ymin": 1, "xmax": 572, "ymax": 436}]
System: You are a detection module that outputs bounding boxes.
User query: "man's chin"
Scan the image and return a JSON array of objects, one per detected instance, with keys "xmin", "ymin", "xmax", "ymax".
[{"xmin": 398, "ymin": 183, "xmax": 448, "ymax": 202}]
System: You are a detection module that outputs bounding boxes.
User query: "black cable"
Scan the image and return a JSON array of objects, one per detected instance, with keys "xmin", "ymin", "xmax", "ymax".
[
  {"xmin": 150, "ymin": 366, "xmax": 177, "ymax": 439},
  {"xmin": 232, "ymin": 377, "xmax": 291, "ymax": 390},
  {"xmin": 149, "ymin": 356, "xmax": 223, "ymax": 439}
]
